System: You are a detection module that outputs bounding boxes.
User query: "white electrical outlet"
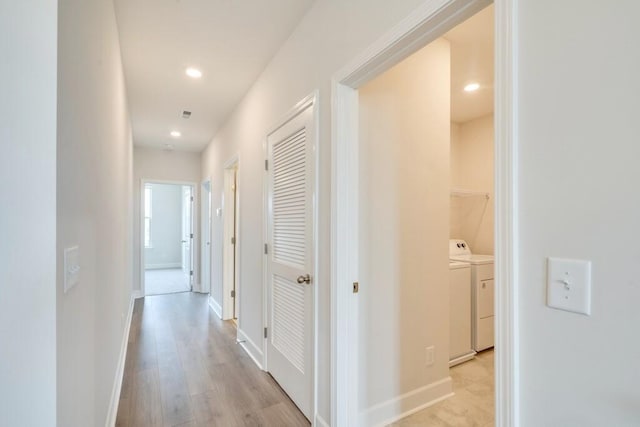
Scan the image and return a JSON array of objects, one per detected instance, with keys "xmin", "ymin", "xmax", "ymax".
[{"xmin": 425, "ymin": 346, "xmax": 435, "ymax": 366}]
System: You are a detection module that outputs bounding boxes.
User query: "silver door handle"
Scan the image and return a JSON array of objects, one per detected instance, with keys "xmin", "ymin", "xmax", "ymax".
[{"xmin": 297, "ymin": 274, "xmax": 311, "ymax": 284}]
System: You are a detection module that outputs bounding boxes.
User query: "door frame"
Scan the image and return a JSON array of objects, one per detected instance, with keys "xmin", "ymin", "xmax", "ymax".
[
  {"xmin": 262, "ymin": 92, "xmax": 319, "ymax": 421},
  {"xmin": 140, "ymin": 179, "xmax": 198, "ymax": 296},
  {"xmin": 222, "ymin": 155, "xmax": 240, "ymax": 320},
  {"xmin": 330, "ymin": 0, "xmax": 518, "ymax": 426},
  {"xmin": 201, "ymin": 178, "xmax": 212, "ymax": 294}
]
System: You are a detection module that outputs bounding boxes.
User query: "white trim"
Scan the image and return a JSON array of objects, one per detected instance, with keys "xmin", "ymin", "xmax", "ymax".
[
  {"xmin": 263, "ymin": 91, "xmax": 319, "ymax": 422},
  {"xmin": 200, "ymin": 178, "xmax": 212, "ymax": 294},
  {"xmin": 494, "ymin": 0, "xmax": 519, "ymax": 425},
  {"xmin": 361, "ymin": 378, "xmax": 453, "ymax": 427},
  {"xmin": 132, "ymin": 290, "xmax": 143, "ymax": 299},
  {"xmin": 315, "ymin": 414, "xmax": 330, "ymax": 427},
  {"xmin": 208, "ymin": 295, "xmax": 222, "ymax": 319},
  {"xmin": 330, "ymin": 1, "xmax": 517, "ymax": 426},
  {"xmin": 237, "ymin": 328, "xmax": 264, "ymax": 370},
  {"xmin": 144, "ymin": 262, "xmax": 181, "ymax": 270},
  {"xmin": 222, "ymin": 156, "xmax": 239, "ymax": 320},
  {"xmin": 140, "ymin": 179, "xmax": 197, "ymax": 296},
  {"xmin": 105, "ymin": 294, "xmax": 135, "ymax": 427}
]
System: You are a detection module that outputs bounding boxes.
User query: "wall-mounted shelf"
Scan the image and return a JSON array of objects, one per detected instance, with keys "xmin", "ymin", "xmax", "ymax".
[{"xmin": 450, "ymin": 189, "xmax": 490, "ymax": 199}]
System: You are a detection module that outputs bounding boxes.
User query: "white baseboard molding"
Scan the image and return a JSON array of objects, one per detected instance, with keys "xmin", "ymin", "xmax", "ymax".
[
  {"xmin": 208, "ymin": 296, "xmax": 222, "ymax": 319},
  {"xmin": 315, "ymin": 413, "xmax": 330, "ymax": 427},
  {"xmin": 105, "ymin": 293, "xmax": 135, "ymax": 427},
  {"xmin": 132, "ymin": 289, "xmax": 143, "ymax": 299},
  {"xmin": 237, "ymin": 328, "xmax": 264, "ymax": 370},
  {"xmin": 145, "ymin": 262, "xmax": 181, "ymax": 270},
  {"xmin": 361, "ymin": 377, "xmax": 453, "ymax": 427}
]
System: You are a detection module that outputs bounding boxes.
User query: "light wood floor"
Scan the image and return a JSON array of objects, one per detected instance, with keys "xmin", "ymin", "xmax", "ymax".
[{"xmin": 116, "ymin": 292, "xmax": 310, "ymax": 427}]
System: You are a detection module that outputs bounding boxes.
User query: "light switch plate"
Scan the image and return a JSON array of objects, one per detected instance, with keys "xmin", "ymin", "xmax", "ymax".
[
  {"xmin": 64, "ymin": 246, "xmax": 80, "ymax": 293},
  {"xmin": 547, "ymin": 257, "xmax": 591, "ymax": 315}
]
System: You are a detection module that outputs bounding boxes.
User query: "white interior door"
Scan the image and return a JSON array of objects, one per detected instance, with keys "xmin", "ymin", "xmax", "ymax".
[
  {"xmin": 182, "ymin": 186, "xmax": 193, "ymax": 286},
  {"xmin": 266, "ymin": 101, "xmax": 315, "ymax": 420}
]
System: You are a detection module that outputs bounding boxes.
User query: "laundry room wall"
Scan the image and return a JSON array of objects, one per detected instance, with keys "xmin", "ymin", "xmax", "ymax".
[
  {"xmin": 358, "ymin": 38, "xmax": 451, "ymax": 423},
  {"xmin": 450, "ymin": 113, "xmax": 494, "ymax": 254}
]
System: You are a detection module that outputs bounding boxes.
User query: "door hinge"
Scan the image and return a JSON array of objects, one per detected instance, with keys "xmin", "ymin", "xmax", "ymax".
[
  {"xmin": 353, "ymin": 281, "xmax": 359, "ymax": 293},
  {"xmin": 190, "ymin": 233, "xmax": 194, "ymax": 239},
  {"xmin": 264, "ymin": 243, "xmax": 268, "ymax": 254},
  {"xmin": 231, "ymin": 290, "xmax": 235, "ymax": 298},
  {"xmin": 190, "ymin": 270, "xmax": 194, "ymax": 276},
  {"xmin": 264, "ymin": 327, "xmax": 268, "ymax": 339},
  {"xmin": 231, "ymin": 236, "xmax": 236, "ymax": 245},
  {"xmin": 190, "ymin": 196, "xmax": 194, "ymax": 202},
  {"xmin": 264, "ymin": 159, "xmax": 268, "ymax": 171}
]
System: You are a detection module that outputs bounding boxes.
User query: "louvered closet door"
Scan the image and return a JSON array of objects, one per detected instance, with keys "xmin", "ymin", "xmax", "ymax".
[{"xmin": 266, "ymin": 102, "xmax": 314, "ymax": 420}]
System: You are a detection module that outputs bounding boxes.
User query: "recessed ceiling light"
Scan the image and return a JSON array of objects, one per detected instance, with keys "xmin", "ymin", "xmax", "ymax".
[
  {"xmin": 170, "ymin": 131, "xmax": 181, "ymax": 137},
  {"xmin": 464, "ymin": 83, "xmax": 480, "ymax": 92},
  {"xmin": 185, "ymin": 67, "xmax": 202, "ymax": 79}
]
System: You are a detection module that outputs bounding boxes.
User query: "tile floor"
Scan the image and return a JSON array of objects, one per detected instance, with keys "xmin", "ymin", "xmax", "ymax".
[
  {"xmin": 391, "ymin": 350, "xmax": 494, "ymax": 427},
  {"xmin": 145, "ymin": 268, "xmax": 191, "ymax": 295}
]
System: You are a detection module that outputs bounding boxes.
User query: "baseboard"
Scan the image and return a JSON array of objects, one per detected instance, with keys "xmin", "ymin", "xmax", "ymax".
[
  {"xmin": 237, "ymin": 328, "xmax": 264, "ymax": 370},
  {"xmin": 360, "ymin": 377, "xmax": 453, "ymax": 427},
  {"xmin": 208, "ymin": 296, "xmax": 222, "ymax": 319},
  {"xmin": 105, "ymin": 293, "xmax": 135, "ymax": 427},
  {"xmin": 315, "ymin": 413, "xmax": 330, "ymax": 427},
  {"xmin": 145, "ymin": 263, "xmax": 181, "ymax": 270}
]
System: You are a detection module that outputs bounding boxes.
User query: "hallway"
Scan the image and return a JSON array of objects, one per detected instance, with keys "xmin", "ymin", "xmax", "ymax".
[{"xmin": 116, "ymin": 293, "xmax": 309, "ymax": 426}]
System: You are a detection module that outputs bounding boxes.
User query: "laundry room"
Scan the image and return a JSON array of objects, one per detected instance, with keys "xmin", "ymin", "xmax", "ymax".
[{"xmin": 356, "ymin": 4, "xmax": 496, "ymax": 425}]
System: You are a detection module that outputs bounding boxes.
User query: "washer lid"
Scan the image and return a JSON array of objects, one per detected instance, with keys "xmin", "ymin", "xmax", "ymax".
[
  {"xmin": 449, "ymin": 261, "xmax": 471, "ymax": 270},
  {"xmin": 450, "ymin": 254, "xmax": 494, "ymax": 265}
]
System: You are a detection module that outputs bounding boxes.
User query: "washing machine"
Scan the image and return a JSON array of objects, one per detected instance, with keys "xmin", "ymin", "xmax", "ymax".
[
  {"xmin": 449, "ymin": 260, "xmax": 476, "ymax": 366},
  {"xmin": 449, "ymin": 239, "xmax": 494, "ymax": 352}
]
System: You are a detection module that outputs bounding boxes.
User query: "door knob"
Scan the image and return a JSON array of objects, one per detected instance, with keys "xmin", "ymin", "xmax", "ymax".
[{"xmin": 296, "ymin": 274, "xmax": 311, "ymax": 284}]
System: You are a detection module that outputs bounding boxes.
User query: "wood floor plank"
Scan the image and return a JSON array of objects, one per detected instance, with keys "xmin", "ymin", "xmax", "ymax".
[
  {"xmin": 116, "ymin": 292, "xmax": 310, "ymax": 427},
  {"xmin": 130, "ymin": 368, "xmax": 163, "ymax": 427}
]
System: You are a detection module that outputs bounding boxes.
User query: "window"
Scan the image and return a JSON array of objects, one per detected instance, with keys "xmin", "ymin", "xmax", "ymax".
[{"xmin": 144, "ymin": 185, "xmax": 152, "ymax": 248}]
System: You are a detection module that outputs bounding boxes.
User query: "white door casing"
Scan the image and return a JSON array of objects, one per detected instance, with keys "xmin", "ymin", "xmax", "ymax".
[
  {"xmin": 265, "ymin": 96, "xmax": 316, "ymax": 420},
  {"xmin": 223, "ymin": 158, "xmax": 239, "ymax": 320},
  {"xmin": 182, "ymin": 185, "xmax": 193, "ymax": 287},
  {"xmin": 233, "ymin": 171, "xmax": 239, "ymax": 319},
  {"xmin": 330, "ymin": 0, "xmax": 517, "ymax": 425},
  {"xmin": 201, "ymin": 179, "xmax": 212, "ymax": 294}
]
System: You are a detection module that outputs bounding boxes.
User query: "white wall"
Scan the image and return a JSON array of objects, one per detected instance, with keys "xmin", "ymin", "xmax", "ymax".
[
  {"xmin": 145, "ymin": 183, "xmax": 183, "ymax": 268},
  {"xmin": 358, "ymin": 38, "xmax": 451, "ymax": 420},
  {"xmin": 56, "ymin": 0, "xmax": 133, "ymax": 424},
  {"xmin": 450, "ymin": 114, "xmax": 494, "ymax": 254},
  {"xmin": 518, "ymin": 1, "xmax": 640, "ymax": 425},
  {"xmin": 133, "ymin": 147, "xmax": 201, "ymax": 291},
  {"xmin": 200, "ymin": 0, "xmax": 427, "ymax": 421},
  {"xmin": 0, "ymin": 1, "xmax": 58, "ymax": 425}
]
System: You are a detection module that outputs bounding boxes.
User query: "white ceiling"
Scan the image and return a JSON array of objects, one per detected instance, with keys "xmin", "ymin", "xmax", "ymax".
[
  {"xmin": 445, "ymin": 4, "xmax": 494, "ymax": 124},
  {"xmin": 114, "ymin": 0, "xmax": 315, "ymax": 152}
]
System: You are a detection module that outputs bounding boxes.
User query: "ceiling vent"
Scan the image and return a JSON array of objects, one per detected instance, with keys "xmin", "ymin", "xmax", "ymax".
[{"xmin": 182, "ymin": 110, "xmax": 192, "ymax": 119}]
